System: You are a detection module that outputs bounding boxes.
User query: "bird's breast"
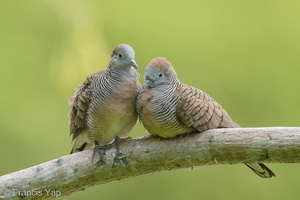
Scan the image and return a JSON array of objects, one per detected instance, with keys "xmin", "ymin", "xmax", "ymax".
[
  {"xmin": 87, "ymin": 77, "xmax": 139, "ymax": 144},
  {"xmin": 139, "ymin": 88, "xmax": 192, "ymax": 138}
]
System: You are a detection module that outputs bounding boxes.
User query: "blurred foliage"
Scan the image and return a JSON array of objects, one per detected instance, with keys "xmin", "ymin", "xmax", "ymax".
[{"xmin": 0, "ymin": 0, "xmax": 300, "ymax": 199}]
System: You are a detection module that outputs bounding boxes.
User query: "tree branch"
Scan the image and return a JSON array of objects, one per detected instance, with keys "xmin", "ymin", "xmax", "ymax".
[{"xmin": 1, "ymin": 127, "xmax": 300, "ymax": 199}]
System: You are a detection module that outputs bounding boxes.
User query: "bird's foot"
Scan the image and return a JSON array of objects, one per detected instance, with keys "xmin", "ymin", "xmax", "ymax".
[
  {"xmin": 92, "ymin": 142, "xmax": 106, "ymax": 165},
  {"xmin": 177, "ymin": 133, "xmax": 191, "ymax": 142},
  {"xmin": 112, "ymin": 137, "xmax": 122, "ymax": 157},
  {"xmin": 111, "ymin": 137, "xmax": 131, "ymax": 167},
  {"xmin": 119, "ymin": 136, "xmax": 133, "ymax": 142},
  {"xmin": 109, "ymin": 137, "xmax": 132, "ymax": 157}
]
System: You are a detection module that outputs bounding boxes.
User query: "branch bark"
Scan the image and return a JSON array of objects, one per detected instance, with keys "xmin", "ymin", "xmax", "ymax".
[{"xmin": 1, "ymin": 127, "xmax": 300, "ymax": 199}]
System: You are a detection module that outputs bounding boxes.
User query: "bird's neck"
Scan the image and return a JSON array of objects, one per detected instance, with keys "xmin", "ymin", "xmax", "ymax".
[
  {"xmin": 154, "ymin": 80, "xmax": 179, "ymax": 94},
  {"xmin": 107, "ymin": 64, "xmax": 138, "ymax": 80},
  {"xmin": 166, "ymin": 78, "xmax": 180, "ymax": 87}
]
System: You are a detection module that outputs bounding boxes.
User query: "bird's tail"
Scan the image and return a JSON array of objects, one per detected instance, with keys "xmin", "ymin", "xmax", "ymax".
[
  {"xmin": 245, "ymin": 163, "xmax": 276, "ymax": 178},
  {"xmin": 70, "ymin": 136, "xmax": 92, "ymax": 154}
]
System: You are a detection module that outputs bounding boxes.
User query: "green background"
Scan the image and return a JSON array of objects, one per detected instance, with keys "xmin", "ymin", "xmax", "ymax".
[{"xmin": 1, "ymin": 0, "xmax": 300, "ymax": 199}]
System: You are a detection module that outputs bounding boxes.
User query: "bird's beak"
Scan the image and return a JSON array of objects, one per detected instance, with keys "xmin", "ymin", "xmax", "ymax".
[
  {"xmin": 128, "ymin": 59, "xmax": 138, "ymax": 69},
  {"xmin": 144, "ymin": 80, "xmax": 153, "ymax": 88}
]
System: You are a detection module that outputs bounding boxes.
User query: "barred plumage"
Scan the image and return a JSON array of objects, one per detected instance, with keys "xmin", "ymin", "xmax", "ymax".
[
  {"xmin": 69, "ymin": 44, "xmax": 141, "ymax": 158},
  {"xmin": 136, "ymin": 57, "xmax": 275, "ymax": 178}
]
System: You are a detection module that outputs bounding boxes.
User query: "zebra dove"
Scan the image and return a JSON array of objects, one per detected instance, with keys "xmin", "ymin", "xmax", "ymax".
[
  {"xmin": 136, "ymin": 57, "xmax": 275, "ymax": 178},
  {"xmin": 69, "ymin": 44, "xmax": 141, "ymax": 162}
]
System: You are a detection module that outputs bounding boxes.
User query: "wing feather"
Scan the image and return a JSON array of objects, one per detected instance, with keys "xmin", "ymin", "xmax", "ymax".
[
  {"xmin": 176, "ymin": 84, "xmax": 239, "ymax": 132},
  {"xmin": 68, "ymin": 72, "xmax": 100, "ymax": 140}
]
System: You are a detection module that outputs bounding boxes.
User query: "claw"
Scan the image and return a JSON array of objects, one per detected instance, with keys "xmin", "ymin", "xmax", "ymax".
[{"xmin": 92, "ymin": 141, "xmax": 106, "ymax": 164}]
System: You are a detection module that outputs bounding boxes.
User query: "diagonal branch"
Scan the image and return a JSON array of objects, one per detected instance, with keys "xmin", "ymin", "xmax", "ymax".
[{"xmin": 1, "ymin": 127, "xmax": 300, "ymax": 199}]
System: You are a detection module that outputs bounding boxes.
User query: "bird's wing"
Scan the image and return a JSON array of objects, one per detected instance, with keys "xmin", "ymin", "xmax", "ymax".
[
  {"xmin": 68, "ymin": 71, "xmax": 100, "ymax": 140},
  {"xmin": 176, "ymin": 84, "xmax": 239, "ymax": 132}
]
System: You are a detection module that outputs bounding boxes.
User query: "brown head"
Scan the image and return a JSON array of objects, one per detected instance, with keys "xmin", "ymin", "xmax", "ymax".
[
  {"xmin": 110, "ymin": 44, "xmax": 138, "ymax": 69},
  {"xmin": 144, "ymin": 57, "xmax": 179, "ymax": 88}
]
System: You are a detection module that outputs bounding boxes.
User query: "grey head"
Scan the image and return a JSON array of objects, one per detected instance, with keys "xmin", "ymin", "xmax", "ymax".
[
  {"xmin": 110, "ymin": 44, "xmax": 138, "ymax": 70},
  {"xmin": 144, "ymin": 57, "xmax": 178, "ymax": 88}
]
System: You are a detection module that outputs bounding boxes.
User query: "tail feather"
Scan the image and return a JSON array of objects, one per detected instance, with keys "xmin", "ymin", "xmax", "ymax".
[
  {"xmin": 245, "ymin": 163, "xmax": 276, "ymax": 178},
  {"xmin": 70, "ymin": 135, "xmax": 92, "ymax": 154},
  {"xmin": 70, "ymin": 142, "xmax": 87, "ymax": 154},
  {"xmin": 220, "ymin": 120, "xmax": 275, "ymax": 178}
]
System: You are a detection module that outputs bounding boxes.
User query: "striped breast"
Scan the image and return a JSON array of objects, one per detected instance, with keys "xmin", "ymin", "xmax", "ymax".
[
  {"xmin": 86, "ymin": 70, "xmax": 139, "ymax": 144},
  {"xmin": 138, "ymin": 83, "xmax": 194, "ymax": 138}
]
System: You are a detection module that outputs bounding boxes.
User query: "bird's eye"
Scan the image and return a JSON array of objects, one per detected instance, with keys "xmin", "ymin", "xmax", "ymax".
[
  {"xmin": 118, "ymin": 53, "xmax": 123, "ymax": 58},
  {"xmin": 158, "ymin": 73, "xmax": 163, "ymax": 77}
]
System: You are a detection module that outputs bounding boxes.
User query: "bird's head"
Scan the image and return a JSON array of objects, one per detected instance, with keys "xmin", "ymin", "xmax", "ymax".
[
  {"xmin": 144, "ymin": 57, "xmax": 178, "ymax": 88},
  {"xmin": 111, "ymin": 44, "xmax": 138, "ymax": 70}
]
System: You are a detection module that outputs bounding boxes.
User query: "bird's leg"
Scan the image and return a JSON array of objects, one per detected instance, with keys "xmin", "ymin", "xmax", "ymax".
[
  {"xmin": 120, "ymin": 136, "xmax": 133, "ymax": 141},
  {"xmin": 111, "ymin": 137, "xmax": 132, "ymax": 168},
  {"xmin": 109, "ymin": 137, "xmax": 122, "ymax": 157},
  {"xmin": 109, "ymin": 137, "xmax": 133, "ymax": 157},
  {"xmin": 177, "ymin": 133, "xmax": 191, "ymax": 142},
  {"xmin": 177, "ymin": 134, "xmax": 185, "ymax": 142},
  {"xmin": 92, "ymin": 141, "xmax": 106, "ymax": 165}
]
